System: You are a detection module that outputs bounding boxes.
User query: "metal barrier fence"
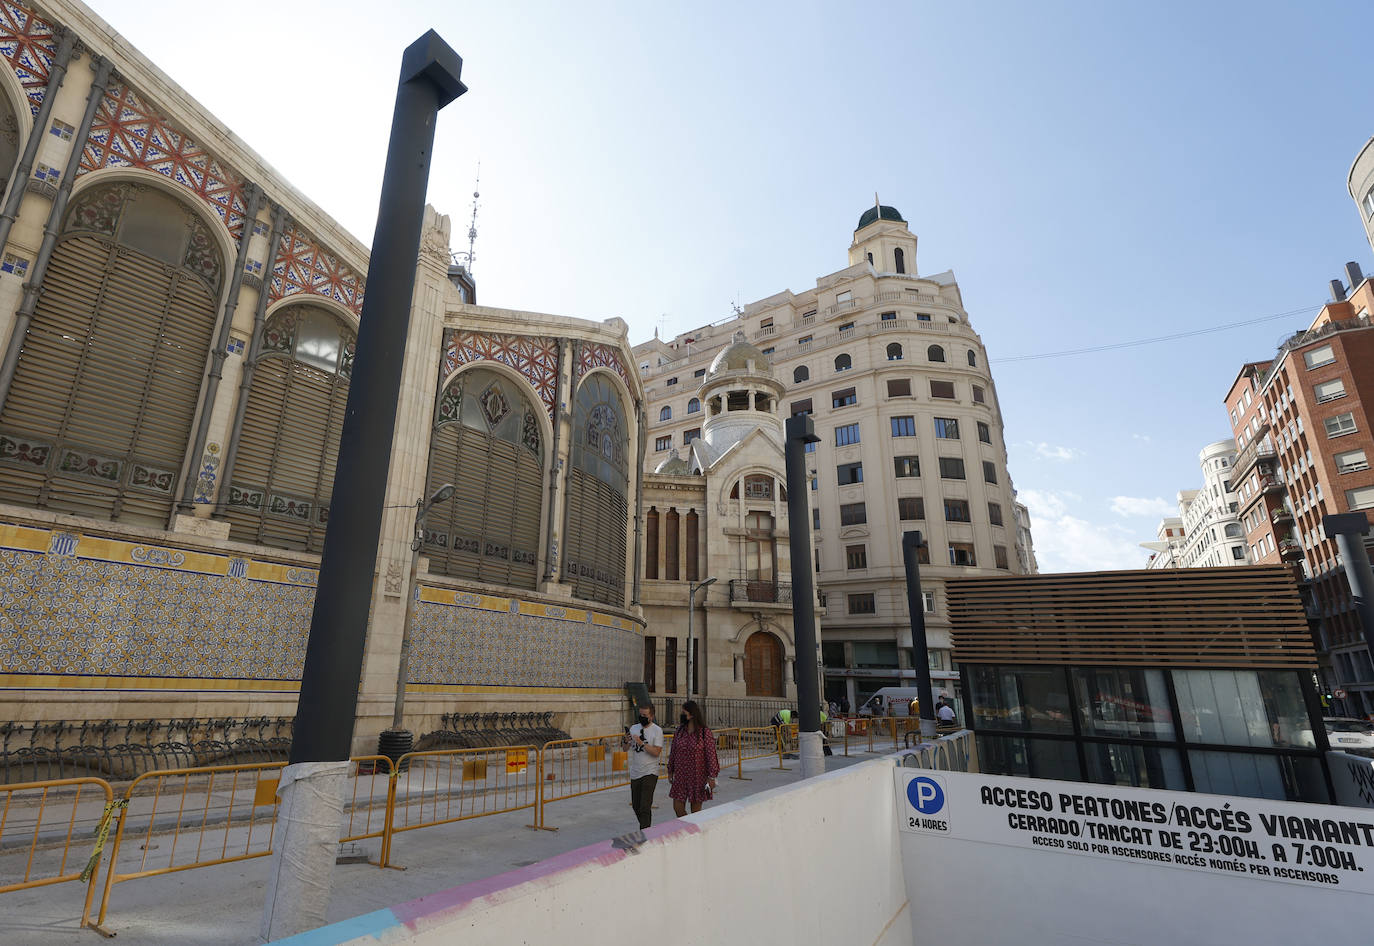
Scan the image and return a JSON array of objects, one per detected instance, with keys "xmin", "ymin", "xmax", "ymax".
[
  {"xmin": 0, "ymin": 777, "xmax": 116, "ymax": 930},
  {"xmin": 388, "ymin": 746, "xmax": 538, "ymax": 860},
  {"xmin": 534, "ymin": 734, "xmax": 631, "ymax": 831},
  {"xmin": 340, "ymin": 756, "xmax": 396, "ymax": 866},
  {"xmin": 92, "ymin": 760, "xmax": 287, "ymax": 932},
  {"xmin": 736, "ymin": 726, "xmax": 785, "ymax": 776}
]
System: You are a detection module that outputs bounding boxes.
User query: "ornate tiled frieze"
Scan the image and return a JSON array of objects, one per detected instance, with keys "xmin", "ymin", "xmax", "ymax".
[
  {"xmin": 404, "ymin": 587, "xmax": 640, "ymax": 690},
  {"xmin": 440, "ymin": 330, "xmax": 560, "ymax": 421},
  {"xmin": 575, "ymin": 341, "xmax": 633, "ymax": 393},
  {"xmin": 0, "ymin": 3, "xmax": 57, "ymax": 116},
  {"xmin": 269, "ymin": 223, "xmax": 365, "ymax": 315},
  {"xmin": 78, "ymin": 81, "xmax": 250, "ymax": 239}
]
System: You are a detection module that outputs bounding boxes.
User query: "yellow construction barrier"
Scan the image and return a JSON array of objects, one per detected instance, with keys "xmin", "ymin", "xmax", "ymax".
[
  {"xmin": 735, "ymin": 725, "xmax": 784, "ymax": 777},
  {"xmin": 0, "ymin": 776, "xmax": 116, "ymax": 931},
  {"xmin": 341, "ymin": 755, "xmax": 397, "ymax": 867},
  {"xmin": 92, "ymin": 760, "xmax": 286, "ymax": 932},
  {"xmin": 535, "ymin": 734, "xmax": 631, "ymax": 830},
  {"xmin": 386, "ymin": 746, "xmax": 538, "ymax": 862}
]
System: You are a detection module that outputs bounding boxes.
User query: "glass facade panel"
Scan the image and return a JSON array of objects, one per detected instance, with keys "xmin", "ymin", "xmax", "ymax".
[
  {"xmin": 970, "ymin": 665, "xmax": 1073, "ymax": 734},
  {"xmin": 1188, "ymin": 751, "xmax": 1329, "ymax": 804},
  {"xmin": 977, "ymin": 735, "xmax": 1082, "ymax": 781},
  {"xmin": 1173, "ymin": 669, "xmax": 1310, "ymax": 748},
  {"xmin": 1072, "ymin": 668, "xmax": 1173, "ymax": 740},
  {"xmin": 1083, "ymin": 742, "xmax": 1187, "ymax": 791}
]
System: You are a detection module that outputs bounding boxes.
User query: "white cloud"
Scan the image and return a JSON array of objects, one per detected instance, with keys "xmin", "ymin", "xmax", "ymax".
[
  {"xmin": 1019, "ymin": 489, "xmax": 1150, "ymax": 572},
  {"xmin": 1109, "ymin": 496, "xmax": 1175, "ymax": 518},
  {"xmin": 1022, "ymin": 441, "xmax": 1082, "ymax": 461},
  {"xmin": 1132, "ymin": 433, "xmax": 1152, "ymax": 444}
]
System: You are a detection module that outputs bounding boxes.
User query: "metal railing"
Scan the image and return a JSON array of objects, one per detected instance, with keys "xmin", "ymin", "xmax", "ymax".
[
  {"xmin": 388, "ymin": 746, "xmax": 538, "ymax": 859},
  {"xmin": 651, "ymin": 697, "xmax": 793, "ymax": 730},
  {"xmin": 1261, "ymin": 313, "xmax": 1373, "ymax": 389},
  {"xmin": 728, "ymin": 579, "xmax": 793, "ymax": 604},
  {"xmin": 533, "ymin": 734, "xmax": 634, "ymax": 830}
]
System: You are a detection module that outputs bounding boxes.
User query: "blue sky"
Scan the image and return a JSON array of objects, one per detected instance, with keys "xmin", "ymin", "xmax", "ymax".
[{"xmin": 90, "ymin": 1, "xmax": 1374, "ymax": 571}]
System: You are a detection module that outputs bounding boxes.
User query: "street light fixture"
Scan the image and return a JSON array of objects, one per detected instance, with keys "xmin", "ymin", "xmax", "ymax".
[
  {"xmin": 686, "ymin": 576, "xmax": 717, "ymax": 701},
  {"xmin": 389, "ymin": 483, "xmax": 455, "ymax": 734}
]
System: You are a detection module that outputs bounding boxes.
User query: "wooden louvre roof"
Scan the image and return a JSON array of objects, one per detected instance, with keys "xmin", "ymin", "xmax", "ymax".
[{"xmin": 946, "ymin": 566, "xmax": 1316, "ymax": 670}]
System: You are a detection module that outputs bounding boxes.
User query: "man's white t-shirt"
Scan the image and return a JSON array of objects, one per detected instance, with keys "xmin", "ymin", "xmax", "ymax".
[
  {"xmin": 937, "ymin": 704, "xmax": 956, "ymax": 723},
  {"xmin": 628, "ymin": 722, "xmax": 664, "ymax": 779}
]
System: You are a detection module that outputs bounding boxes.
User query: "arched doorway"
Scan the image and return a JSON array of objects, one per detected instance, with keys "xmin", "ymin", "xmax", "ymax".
[
  {"xmin": 744, "ymin": 630, "xmax": 784, "ymax": 697},
  {"xmin": 563, "ymin": 371, "xmax": 629, "ymax": 605}
]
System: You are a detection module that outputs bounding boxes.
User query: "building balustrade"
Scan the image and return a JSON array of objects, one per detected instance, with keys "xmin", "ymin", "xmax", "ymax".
[
  {"xmin": 1261, "ymin": 313, "xmax": 1374, "ymax": 388},
  {"xmin": 728, "ymin": 579, "xmax": 793, "ymax": 605},
  {"xmin": 1232, "ymin": 435, "xmax": 1276, "ymax": 478}
]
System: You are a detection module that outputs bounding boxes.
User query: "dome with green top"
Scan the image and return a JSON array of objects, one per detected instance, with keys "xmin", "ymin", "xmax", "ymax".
[{"xmin": 856, "ymin": 204, "xmax": 904, "ymax": 230}]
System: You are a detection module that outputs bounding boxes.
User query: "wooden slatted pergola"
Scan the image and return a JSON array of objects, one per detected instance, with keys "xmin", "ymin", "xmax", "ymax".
[{"xmin": 947, "ymin": 566, "xmax": 1316, "ymax": 670}]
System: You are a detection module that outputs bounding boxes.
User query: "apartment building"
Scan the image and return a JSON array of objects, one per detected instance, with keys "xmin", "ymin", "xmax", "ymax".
[
  {"xmin": 1142, "ymin": 516, "xmax": 1185, "ymax": 569},
  {"xmin": 1140, "ymin": 442, "xmax": 1246, "ymax": 569},
  {"xmin": 1227, "ymin": 264, "xmax": 1374, "ymax": 715},
  {"xmin": 633, "ymin": 204, "xmax": 1033, "ymax": 712}
]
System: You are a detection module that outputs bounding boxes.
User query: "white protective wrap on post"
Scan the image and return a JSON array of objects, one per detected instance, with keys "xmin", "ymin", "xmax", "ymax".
[
  {"xmin": 260, "ymin": 760, "xmax": 350, "ymax": 942},
  {"xmin": 798, "ymin": 730, "xmax": 826, "ymax": 779}
]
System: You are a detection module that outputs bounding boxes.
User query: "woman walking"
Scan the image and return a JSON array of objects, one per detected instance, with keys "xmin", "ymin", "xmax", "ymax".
[{"xmin": 667, "ymin": 700, "xmax": 720, "ymax": 816}]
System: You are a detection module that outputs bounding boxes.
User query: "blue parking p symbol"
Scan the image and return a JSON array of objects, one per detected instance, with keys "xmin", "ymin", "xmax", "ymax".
[{"xmin": 907, "ymin": 776, "xmax": 944, "ymax": 815}]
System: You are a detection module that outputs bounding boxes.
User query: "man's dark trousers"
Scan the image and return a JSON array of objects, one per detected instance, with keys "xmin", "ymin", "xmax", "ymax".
[{"xmin": 630, "ymin": 774, "xmax": 658, "ymax": 829}]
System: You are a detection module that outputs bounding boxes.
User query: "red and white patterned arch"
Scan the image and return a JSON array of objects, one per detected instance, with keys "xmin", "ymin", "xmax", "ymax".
[
  {"xmin": 0, "ymin": 2, "xmax": 56, "ymax": 115},
  {"xmin": 269, "ymin": 224, "xmax": 365, "ymax": 316},
  {"xmin": 78, "ymin": 81, "xmax": 249, "ymax": 239},
  {"xmin": 441, "ymin": 329, "xmax": 559, "ymax": 420},
  {"xmin": 576, "ymin": 341, "xmax": 633, "ymax": 394}
]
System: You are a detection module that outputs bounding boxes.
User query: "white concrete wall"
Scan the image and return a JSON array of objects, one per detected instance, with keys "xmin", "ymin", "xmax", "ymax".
[{"xmin": 281, "ymin": 758, "xmax": 912, "ymax": 946}]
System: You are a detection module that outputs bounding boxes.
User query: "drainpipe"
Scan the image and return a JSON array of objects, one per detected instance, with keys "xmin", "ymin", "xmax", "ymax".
[
  {"xmin": 214, "ymin": 203, "xmax": 287, "ymax": 515},
  {"xmin": 0, "ymin": 29, "xmax": 76, "ymax": 258},
  {"xmin": 0, "ymin": 55, "xmax": 113, "ymax": 413},
  {"xmin": 177, "ymin": 183, "xmax": 264, "ymax": 514}
]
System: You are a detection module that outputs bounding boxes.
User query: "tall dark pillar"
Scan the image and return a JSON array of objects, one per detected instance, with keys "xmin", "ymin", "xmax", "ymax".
[
  {"xmin": 902, "ymin": 531, "xmax": 937, "ymax": 740},
  {"xmin": 784, "ymin": 414, "xmax": 823, "ymax": 776},
  {"xmin": 289, "ymin": 32, "xmax": 466, "ymax": 764}
]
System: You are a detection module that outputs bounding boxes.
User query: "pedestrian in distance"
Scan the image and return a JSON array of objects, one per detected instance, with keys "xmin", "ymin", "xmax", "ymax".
[
  {"xmin": 667, "ymin": 699, "xmax": 719, "ymax": 817},
  {"xmin": 937, "ymin": 700, "xmax": 957, "ymax": 725},
  {"xmin": 624, "ymin": 703, "xmax": 663, "ymax": 829}
]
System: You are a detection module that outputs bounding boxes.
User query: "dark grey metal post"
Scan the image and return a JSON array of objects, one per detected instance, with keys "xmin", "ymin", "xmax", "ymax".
[
  {"xmin": 784, "ymin": 414, "xmax": 823, "ymax": 776},
  {"xmin": 631, "ymin": 404, "xmax": 646, "ymax": 604},
  {"xmin": 0, "ymin": 29, "xmax": 76, "ymax": 258},
  {"xmin": 178, "ymin": 182, "xmax": 264, "ymax": 513},
  {"xmin": 902, "ymin": 531, "xmax": 937, "ymax": 740},
  {"xmin": 289, "ymin": 32, "xmax": 465, "ymax": 764},
  {"xmin": 0, "ymin": 55, "xmax": 112, "ymax": 412},
  {"xmin": 214, "ymin": 203, "xmax": 287, "ymax": 516},
  {"xmin": 1323, "ymin": 512, "xmax": 1374, "ymax": 687}
]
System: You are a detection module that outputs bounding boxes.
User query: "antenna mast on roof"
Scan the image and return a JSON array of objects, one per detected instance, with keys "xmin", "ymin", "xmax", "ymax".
[{"xmin": 454, "ymin": 164, "xmax": 480, "ymax": 273}]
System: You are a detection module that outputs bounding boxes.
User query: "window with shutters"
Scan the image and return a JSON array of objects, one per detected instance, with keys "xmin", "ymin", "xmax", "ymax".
[
  {"xmin": 939, "ymin": 457, "xmax": 966, "ymax": 479},
  {"xmin": 794, "ymin": 365, "xmax": 809, "ymax": 383},
  {"xmin": 564, "ymin": 372, "xmax": 631, "ymax": 605},
  {"xmin": 644, "ymin": 637, "xmax": 657, "ymax": 692},
  {"xmin": 930, "ymin": 380, "xmax": 955, "ymax": 399},
  {"xmin": 224, "ymin": 305, "xmax": 357, "ymax": 552},
  {"xmin": 664, "ymin": 508, "xmax": 681, "ymax": 581},
  {"xmin": 840, "ymin": 502, "xmax": 867, "ymax": 525},
  {"xmin": 837, "ymin": 462, "xmax": 863, "ymax": 485},
  {"xmin": 665, "ymin": 637, "xmax": 678, "ymax": 693},
  {"xmin": 886, "ymin": 378, "xmax": 911, "ymax": 397},
  {"xmin": 0, "ymin": 182, "xmax": 226, "ymax": 525},
  {"xmin": 898, "ymin": 496, "xmax": 924, "ymax": 520},
  {"xmin": 420, "ymin": 366, "xmax": 546, "ymax": 589},
  {"xmin": 832, "ymin": 387, "xmax": 857, "ymax": 408},
  {"xmin": 685, "ymin": 509, "xmax": 700, "ymax": 581},
  {"xmin": 894, "ymin": 456, "xmax": 920, "ymax": 478},
  {"xmin": 645, "ymin": 508, "xmax": 660, "ymax": 579}
]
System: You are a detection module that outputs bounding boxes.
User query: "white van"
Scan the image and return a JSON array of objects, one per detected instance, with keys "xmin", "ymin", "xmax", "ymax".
[{"xmin": 859, "ymin": 687, "xmax": 921, "ymax": 718}]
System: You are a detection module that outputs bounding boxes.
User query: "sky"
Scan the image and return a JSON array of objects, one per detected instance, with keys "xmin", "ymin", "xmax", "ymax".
[{"xmin": 85, "ymin": 0, "xmax": 1374, "ymax": 572}]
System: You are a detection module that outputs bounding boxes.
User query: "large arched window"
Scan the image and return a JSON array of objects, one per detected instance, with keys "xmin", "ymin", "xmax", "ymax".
[
  {"xmin": 793, "ymin": 366, "xmax": 808, "ymax": 383},
  {"xmin": 967, "ymin": 350, "xmax": 977, "ymax": 367},
  {"xmin": 894, "ymin": 247, "xmax": 905, "ymax": 274},
  {"xmin": 744, "ymin": 630, "xmax": 784, "ymax": 697},
  {"xmin": 423, "ymin": 366, "xmax": 545, "ymax": 589},
  {"xmin": 1224, "ymin": 523, "xmax": 1244, "ymax": 538},
  {"xmin": 564, "ymin": 372, "xmax": 630, "ymax": 605},
  {"xmin": 224, "ymin": 304, "xmax": 354, "ymax": 551},
  {"xmin": 834, "ymin": 353, "xmax": 851, "ymax": 372},
  {"xmin": 660, "ymin": 405, "xmax": 672, "ymax": 421},
  {"xmin": 687, "ymin": 398, "xmax": 701, "ymax": 414},
  {"xmin": 0, "ymin": 82, "xmax": 22, "ymax": 203},
  {"xmin": 0, "ymin": 182, "xmax": 225, "ymax": 524},
  {"xmin": 886, "ymin": 343, "xmax": 903, "ymax": 361},
  {"xmin": 927, "ymin": 345, "xmax": 945, "ymax": 363}
]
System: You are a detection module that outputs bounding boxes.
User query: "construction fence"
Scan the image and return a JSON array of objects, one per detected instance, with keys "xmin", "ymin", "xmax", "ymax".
[{"xmin": 1, "ymin": 724, "xmax": 912, "ymax": 933}]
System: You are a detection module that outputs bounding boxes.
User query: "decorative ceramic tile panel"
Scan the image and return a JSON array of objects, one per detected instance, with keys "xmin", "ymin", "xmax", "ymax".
[
  {"xmin": 0, "ymin": 3, "xmax": 57, "ymax": 115},
  {"xmin": 440, "ymin": 330, "xmax": 560, "ymax": 420},
  {"xmin": 78, "ymin": 81, "xmax": 250, "ymax": 238},
  {"xmin": 269, "ymin": 224, "xmax": 364, "ymax": 316},
  {"xmin": 576, "ymin": 341, "xmax": 633, "ymax": 393}
]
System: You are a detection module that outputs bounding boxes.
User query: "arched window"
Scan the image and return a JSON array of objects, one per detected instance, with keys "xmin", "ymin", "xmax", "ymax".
[
  {"xmin": 645, "ymin": 507, "xmax": 660, "ymax": 580},
  {"xmin": 866, "ymin": 252, "xmax": 873, "ymax": 265},
  {"xmin": 0, "ymin": 182, "xmax": 225, "ymax": 524},
  {"xmin": 967, "ymin": 350, "xmax": 977, "ymax": 367},
  {"xmin": 1224, "ymin": 523, "xmax": 1244, "ymax": 538},
  {"xmin": 564, "ymin": 372, "xmax": 630, "ymax": 605},
  {"xmin": 422, "ymin": 366, "xmax": 545, "ymax": 589},
  {"xmin": 660, "ymin": 405, "xmax": 672, "ymax": 421},
  {"xmin": 886, "ymin": 343, "xmax": 903, "ymax": 361},
  {"xmin": 927, "ymin": 345, "xmax": 945, "ymax": 363},
  {"xmin": 744, "ymin": 630, "xmax": 784, "ymax": 697},
  {"xmin": 793, "ymin": 365, "xmax": 809, "ymax": 383},
  {"xmin": 687, "ymin": 398, "xmax": 701, "ymax": 414},
  {"xmin": 224, "ymin": 305, "xmax": 355, "ymax": 551},
  {"xmin": 834, "ymin": 353, "xmax": 852, "ymax": 372},
  {"xmin": 894, "ymin": 247, "xmax": 906, "ymax": 274}
]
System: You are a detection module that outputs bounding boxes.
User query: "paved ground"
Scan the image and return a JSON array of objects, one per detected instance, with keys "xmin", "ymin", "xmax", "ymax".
[{"xmin": 3, "ymin": 746, "xmax": 885, "ymax": 945}]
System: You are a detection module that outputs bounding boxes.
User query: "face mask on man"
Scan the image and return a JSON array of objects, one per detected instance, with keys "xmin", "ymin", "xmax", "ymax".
[{"xmin": 639, "ymin": 714, "xmax": 650, "ymax": 728}]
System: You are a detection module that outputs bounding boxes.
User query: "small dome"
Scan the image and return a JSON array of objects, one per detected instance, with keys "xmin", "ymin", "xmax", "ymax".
[
  {"xmin": 856, "ymin": 204, "xmax": 904, "ymax": 230},
  {"xmin": 654, "ymin": 448, "xmax": 692, "ymax": 475},
  {"xmin": 707, "ymin": 330, "xmax": 771, "ymax": 376}
]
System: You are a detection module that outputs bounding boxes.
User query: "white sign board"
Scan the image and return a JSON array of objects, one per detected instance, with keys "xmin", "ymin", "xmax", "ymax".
[{"xmin": 896, "ymin": 768, "xmax": 1374, "ymax": 895}]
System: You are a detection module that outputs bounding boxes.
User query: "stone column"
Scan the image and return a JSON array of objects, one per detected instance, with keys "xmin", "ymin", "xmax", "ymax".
[{"xmin": 543, "ymin": 337, "xmax": 574, "ymax": 595}]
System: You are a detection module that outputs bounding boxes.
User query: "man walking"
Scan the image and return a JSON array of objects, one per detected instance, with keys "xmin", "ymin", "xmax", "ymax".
[{"xmin": 626, "ymin": 703, "xmax": 663, "ymax": 829}]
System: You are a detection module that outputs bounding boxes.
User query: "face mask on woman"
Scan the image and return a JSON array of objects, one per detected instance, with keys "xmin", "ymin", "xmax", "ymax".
[{"xmin": 680, "ymin": 713, "xmax": 689, "ymax": 727}]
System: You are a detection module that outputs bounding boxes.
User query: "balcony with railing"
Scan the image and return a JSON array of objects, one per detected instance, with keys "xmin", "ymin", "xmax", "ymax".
[
  {"xmin": 1278, "ymin": 538, "xmax": 1305, "ymax": 561},
  {"xmin": 1232, "ymin": 435, "xmax": 1276, "ymax": 479},
  {"xmin": 1261, "ymin": 313, "xmax": 1374, "ymax": 389},
  {"xmin": 728, "ymin": 579, "xmax": 793, "ymax": 607}
]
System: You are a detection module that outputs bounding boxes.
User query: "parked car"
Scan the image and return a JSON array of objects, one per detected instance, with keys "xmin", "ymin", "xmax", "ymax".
[{"xmin": 1325, "ymin": 717, "xmax": 1374, "ymax": 751}]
